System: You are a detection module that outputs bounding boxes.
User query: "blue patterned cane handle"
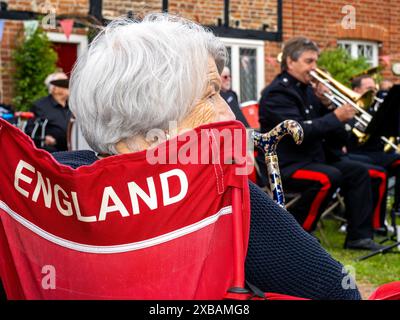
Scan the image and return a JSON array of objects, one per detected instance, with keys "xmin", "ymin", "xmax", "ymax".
[{"xmin": 253, "ymin": 120, "xmax": 304, "ymax": 207}]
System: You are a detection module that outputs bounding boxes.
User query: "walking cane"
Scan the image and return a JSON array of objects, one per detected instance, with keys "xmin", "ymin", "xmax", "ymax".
[{"xmin": 253, "ymin": 120, "xmax": 304, "ymax": 208}]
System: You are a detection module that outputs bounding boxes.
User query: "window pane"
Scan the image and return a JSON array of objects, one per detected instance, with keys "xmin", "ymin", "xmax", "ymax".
[
  {"xmin": 357, "ymin": 44, "xmax": 373, "ymax": 65},
  {"xmin": 239, "ymin": 48, "xmax": 257, "ymax": 102},
  {"xmin": 357, "ymin": 44, "xmax": 365, "ymax": 57},
  {"xmin": 337, "ymin": 42, "xmax": 351, "ymax": 55},
  {"xmin": 344, "ymin": 44, "xmax": 351, "ymax": 55},
  {"xmin": 338, "ymin": 40, "xmax": 378, "ymax": 67},
  {"xmin": 226, "ymin": 46, "xmax": 232, "ymax": 71},
  {"xmin": 364, "ymin": 45, "xmax": 373, "ymax": 60}
]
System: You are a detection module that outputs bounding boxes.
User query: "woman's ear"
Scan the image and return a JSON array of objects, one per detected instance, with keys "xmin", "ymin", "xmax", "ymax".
[{"xmin": 115, "ymin": 140, "xmax": 132, "ymax": 154}]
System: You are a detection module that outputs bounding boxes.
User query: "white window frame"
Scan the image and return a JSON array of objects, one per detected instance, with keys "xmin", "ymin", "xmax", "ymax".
[
  {"xmin": 337, "ymin": 40, "xmax": 379, "ymax": 67},
  {"xmin": 219, "ymin": 37, "xmax": 265, "ymax": 103},
  {"xmin": 46, "ymin": 32, "xmax": 88, "ymax": 58}
]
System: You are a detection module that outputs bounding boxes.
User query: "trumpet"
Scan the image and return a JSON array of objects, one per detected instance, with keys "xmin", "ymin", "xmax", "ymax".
[{"xmin": 309, "ymin": 68, "xmax": 400, "ymax": 153}]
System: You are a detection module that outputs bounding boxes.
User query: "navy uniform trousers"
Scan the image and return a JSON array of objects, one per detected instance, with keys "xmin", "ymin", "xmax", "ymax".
[{"xmin": 282, "ymin": 158, "xmax": 381, "ymax": 241}]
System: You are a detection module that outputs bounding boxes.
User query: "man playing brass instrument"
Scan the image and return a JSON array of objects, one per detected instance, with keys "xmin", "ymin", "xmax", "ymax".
[
  {"xmin": 313, "ymin": 70, "xmax": 389, "ymax": 236},
  {"xmin": 259, "ymin": 37, "xmax": 384, "ymax": 251},
  {"xmin": 348, "ymin": 75, "xmax": 400, "ymax": 218}
]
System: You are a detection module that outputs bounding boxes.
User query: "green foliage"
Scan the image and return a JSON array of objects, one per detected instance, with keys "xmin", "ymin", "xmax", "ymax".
[
  {"xmin": 315, "ymin": 215, "xmax": 400, "ymax": 298},
  {"xmin": 317, "ymin": 48, "xmax": 371, "ymax": 88},
  {"xmin": 87, "ymin": 25, "xmax": 101, "ymax": 44},
  {"xmin": 12, "ymin": 26, "xmax": 58, "ymax": 111}
]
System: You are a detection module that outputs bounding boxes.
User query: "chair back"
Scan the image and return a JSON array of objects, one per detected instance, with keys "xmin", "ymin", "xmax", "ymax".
[
  {"xmin": 240, "ymin": 101, "xmax": 259, "ymax": 130},
  {"xmin": 0, "ymin": 118, "xmax": 251, "ymax": 299}
]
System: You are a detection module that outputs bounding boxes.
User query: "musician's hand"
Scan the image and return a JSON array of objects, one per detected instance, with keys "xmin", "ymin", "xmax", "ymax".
[
  {"xmin": 45, "ymin": 135, "xmax": 56, "ymax": 146},
  {"xmin": 312, "ymin": 81, "xmax": 332, "ymax": 107},
  {"xmin": 334, "ymin": 103, "xmax": 356, "ymax": 122}
]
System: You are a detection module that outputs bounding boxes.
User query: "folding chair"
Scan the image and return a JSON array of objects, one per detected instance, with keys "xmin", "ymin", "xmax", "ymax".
[
  {"xmin": 316, "ymin": 189, "xmax": 346, "ymax": 247},
  {"xmin": 369, "ymin": 281, "xmax": 400, "ymax": 300},
  {"xmin": 240, "ymin": 101, "xmax": 260, "ymax": 130},
  {"xmin": 0, "ymin": 118, "xmax": 304, "ymax": 300}
]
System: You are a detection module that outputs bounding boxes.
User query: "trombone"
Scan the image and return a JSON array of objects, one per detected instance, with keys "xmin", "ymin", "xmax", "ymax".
[{"xmin": 309, "ymin": 68, "xmax": 400, "ymax": 153}]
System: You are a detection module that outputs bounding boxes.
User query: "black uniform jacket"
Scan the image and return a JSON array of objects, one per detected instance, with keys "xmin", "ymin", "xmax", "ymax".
[
  {"xmin": 258, "ymin": 71, "xmax": 344, "ymax": 177},
  {"xmin": 27, "ymin": 95, "xmax": 72, "ymax": 152}
]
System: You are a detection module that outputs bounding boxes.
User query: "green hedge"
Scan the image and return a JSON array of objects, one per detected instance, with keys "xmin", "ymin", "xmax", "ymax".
[
  {"xmin": 317, "ymin": 48, "xmax": 371, "ymax": 88},
  {"xmin": 12, "ymin": 26, "xmax": 57, "ymax": 111}
]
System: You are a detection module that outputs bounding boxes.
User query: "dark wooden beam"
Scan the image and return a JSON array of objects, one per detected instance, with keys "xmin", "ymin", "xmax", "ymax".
[
  {"xmin": 277, "ymin": 0, "xmax": 282, "ymax": 41},
  {"xmin": 89, "ymin": 0, "xmax": 103, "ymax": 22},
  {"xmin": 0, "ymin": 10, "xmax": 37, "ymax": 20},
  {"xmin": 162, "ymin": 0, "xmax": 168, "ymax": 12},
  {"xmin": 209, "ymin": 26, "xmax": 281, "ymax": 41},
  {"xmin": 224, "ymin": 0, "xmax": 229, "ymax": 27},
  {"xmin": 0, "ymin": 1, "xmax": 8, "ymax": 11}
]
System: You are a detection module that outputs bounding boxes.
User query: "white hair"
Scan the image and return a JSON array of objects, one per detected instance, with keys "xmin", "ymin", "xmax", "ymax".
[
  {"xmin": 222, "ymin": 66, "xmax": 230, "ymax": 74},
  {"xmin": 44, "ymin": 72, "xmax": 68, "ymax": 94},
  {"xmin": 69, "ymin": 13, "xmax": 227, "ymax": 155}
]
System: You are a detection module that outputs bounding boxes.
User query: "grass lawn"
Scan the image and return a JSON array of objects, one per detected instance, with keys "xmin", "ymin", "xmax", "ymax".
[{"xmin": 315, "ymin": 216, "xmax": 400, "ymax": 298}]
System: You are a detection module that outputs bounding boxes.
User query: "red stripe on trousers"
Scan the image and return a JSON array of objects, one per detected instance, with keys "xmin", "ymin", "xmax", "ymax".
[
  {"xmin": 291, "ymin": 170, "xmax": 331, "ymax": 231},
  {"xmin": 391, "ymin": 160, "xmax": 400, "ymax": 169},
  {"xmin": 368, "ymin": 169, "xmax": 387, "ymax": 229}
]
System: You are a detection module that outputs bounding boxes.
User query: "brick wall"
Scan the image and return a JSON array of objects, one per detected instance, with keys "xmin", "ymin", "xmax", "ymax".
[
  {"xmin": 6, "ymin": 0, "xmax": 88, "ymax": 15},
  {"xmin": 168, "ymin": 0, "xmax": 223, "ymax": 25},
  {"xmin": 230, "ymin": 0, "xmax": 278, "ymax": 32},
  {"xmin": 1, "ymin": 20, "xmax": 20, "ymax": 104},
  {"xmin": 101, "ymin": 0, "xmax": 277, "ymax": 29},
  {"xmin": 1, "ymin": 0, "xmax": 400, "ymax": 105},
  {"xmin": 97, "ymin": 0, "xmax": 400, "ymax": 88},
  {"xmin": 102, "ymin": 0, "xmax": 161, "ymax": 19},
  {"xmin": 278, "ymin": 0, "xmax": 400, "ymax": 85},
  {"xmin": 1, "ymin": 0, "xmax": 89, "ymax": 104}
]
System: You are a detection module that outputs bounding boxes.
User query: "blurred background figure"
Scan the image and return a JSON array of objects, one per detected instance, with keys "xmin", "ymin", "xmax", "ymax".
[
  {"xmin": 351, "ymin": 75, "xmax": 378, "ymax": 95},
  {"xmin": 349, "ymin": 75, "xmax": 400, "ymax": 217},
  {"xmin": 220, "ymin": 66, "xmax": 249, "ymax": 127},
  {"xmin": 26, "ymin": 72, "xmax": 72, "ymax": 152},
  {"xmin": 380, "ymin": 79, "xmax": 394, "ymax": 91},
  {"xmin": 377, "ymin": 79, "xmax": 394, "ymax": 100}
]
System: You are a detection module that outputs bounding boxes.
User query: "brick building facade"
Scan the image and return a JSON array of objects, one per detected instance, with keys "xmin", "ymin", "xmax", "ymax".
[{"xmin": 1, "ymin": 0, "xmax": 400, "ymax": 106}]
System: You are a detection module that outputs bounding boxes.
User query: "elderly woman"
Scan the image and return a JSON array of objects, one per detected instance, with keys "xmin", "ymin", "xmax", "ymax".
[{"xmin": 52, "ymin": 13, "xmax": 360, "ymax": 300}]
